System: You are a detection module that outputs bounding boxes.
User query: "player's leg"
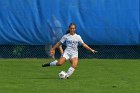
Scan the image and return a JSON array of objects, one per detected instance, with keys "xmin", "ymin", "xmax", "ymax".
[
  {"xmin": 66, "ymin": 57, "xmax": 78, "ymax": 78},
  {"xmin": 56, "ymin": 57, "xmax": 66, "ymax": 66},
  {"xmin": 42, "ymin": 57, "xmax": 66, "ymax": 67},
  {"xmin": 42, "ymin": 50, "xmax": 69, "ymax": 67}
]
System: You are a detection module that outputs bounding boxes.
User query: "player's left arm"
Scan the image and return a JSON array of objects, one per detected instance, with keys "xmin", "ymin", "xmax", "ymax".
[
  {"xmin": 82, "ymin": 42, "xmax": 97, "ymax": 54},
  {"xmin": 79, "ymin": 35, "xmax": 97, "ymax": 54}
]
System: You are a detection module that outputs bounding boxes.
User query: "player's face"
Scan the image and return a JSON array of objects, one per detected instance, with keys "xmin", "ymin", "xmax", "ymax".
[{"xmin": 69, "ymin": 25, "xmax": 76, "ymax": 35}]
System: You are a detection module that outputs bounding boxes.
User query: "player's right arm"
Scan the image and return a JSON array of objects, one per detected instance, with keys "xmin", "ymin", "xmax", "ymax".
[
  {"xmin": 50, "ymin": 41, "xmax": 62, "ymax": 56},
  {"xmin": 50, "ymin": 35, "xmax": 67, "ymax": 56}
]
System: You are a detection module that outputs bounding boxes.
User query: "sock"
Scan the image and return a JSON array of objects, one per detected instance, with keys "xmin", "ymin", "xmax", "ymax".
[
  {"xmin": 66, "ymin": 67, "xmax": 75, "ymax": 77},
  {"xmin": 50, "ymin": 60, "xmax": 58, "ymax": 66}
]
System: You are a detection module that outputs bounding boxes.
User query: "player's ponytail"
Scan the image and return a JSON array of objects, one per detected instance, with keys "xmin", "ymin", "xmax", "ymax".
[
  {"xmin": 66, "ymin": 23, "xmax": 76, "ymax": 34},
  {"xmin": 66, "ymin": 30, "xmax": 70, "ymax": 34}
]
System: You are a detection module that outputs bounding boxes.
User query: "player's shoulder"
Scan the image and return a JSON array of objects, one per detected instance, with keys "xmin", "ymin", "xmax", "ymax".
[
  {"xmin": 75, "ymin": 34, "xmax": 82, "ymax": 38},
  {"xmin": 63, "ymin": 33, "xmax": 70, "ymax": 37},
  {"xmin": 65, "ymin": 33, "xmax": 71, "ymax": 36}
]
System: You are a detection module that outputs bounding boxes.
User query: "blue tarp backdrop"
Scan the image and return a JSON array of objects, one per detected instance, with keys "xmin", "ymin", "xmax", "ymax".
[{"xmin": 0, "ymin": 0, "xmax": 139, "ymax": 45}]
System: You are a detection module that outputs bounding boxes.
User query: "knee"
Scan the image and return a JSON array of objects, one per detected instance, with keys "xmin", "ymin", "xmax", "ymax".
[
  {"xmin": 56, "ymin": 62, "xmax": 63, "ymax": 66},
  {"xmin": 71, "ymin": 65, "xmax": 77, "ymax": 69},
  {"xmin": 71, "ymin": 62, "xmax": 78, "ymax": 69}
]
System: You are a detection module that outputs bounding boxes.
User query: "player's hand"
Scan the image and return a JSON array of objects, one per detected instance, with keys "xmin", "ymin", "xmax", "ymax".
[
  {"xmin": 50, "ymin": 49, "xmax": 55, "ymax": 56},
  {"xmin": 91, "ymin": 50, "xmax": 98, "ymax": 54}
]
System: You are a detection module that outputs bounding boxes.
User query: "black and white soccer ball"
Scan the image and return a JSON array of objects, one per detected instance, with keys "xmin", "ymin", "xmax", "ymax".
[{"xmin": 58, "ymin": 71, "xmax": 67, "ymax": 79}]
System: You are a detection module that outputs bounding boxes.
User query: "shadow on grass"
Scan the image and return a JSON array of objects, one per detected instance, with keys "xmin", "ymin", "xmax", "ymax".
[{"xmin": 27, "ymin": 77, "xmax": 59, "ymax": 80}]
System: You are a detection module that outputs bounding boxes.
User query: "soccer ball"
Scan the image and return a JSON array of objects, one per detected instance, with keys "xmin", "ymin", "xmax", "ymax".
[{"xmin": 58, "ymin": 71, "xmax": 67, "ymax": 79}]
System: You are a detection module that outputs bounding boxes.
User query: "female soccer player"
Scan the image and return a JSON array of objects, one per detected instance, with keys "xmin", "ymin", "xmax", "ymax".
[{"xmin": 42, "ymin": 23, "xmax": 97, "ymax": 78}]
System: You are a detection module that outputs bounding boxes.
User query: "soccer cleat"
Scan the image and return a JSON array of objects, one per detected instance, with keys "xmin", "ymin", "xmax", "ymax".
[
  {"xmin": 66, "ymin": 74, "xmax": 69, "ymax": 79},
  {"xmin": 42, "ymin": 63, "xmax": 50, "ymax": 67}
]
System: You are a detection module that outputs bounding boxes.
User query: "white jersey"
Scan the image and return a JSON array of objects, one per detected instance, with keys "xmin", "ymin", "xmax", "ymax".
[{"xmin": 60, "ymin": 33, "xmax": 84, "ymax": 53}]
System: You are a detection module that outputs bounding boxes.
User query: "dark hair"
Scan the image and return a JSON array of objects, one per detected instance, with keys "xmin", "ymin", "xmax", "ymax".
[{"xmin": 66, "ymin": 23, "xmax": 76, "ymax": 34}]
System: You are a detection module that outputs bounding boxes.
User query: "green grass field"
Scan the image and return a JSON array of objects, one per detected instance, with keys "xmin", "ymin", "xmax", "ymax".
[{"xmin": 0, "ymin": 58, "xmax": 140, "ymax": 93}]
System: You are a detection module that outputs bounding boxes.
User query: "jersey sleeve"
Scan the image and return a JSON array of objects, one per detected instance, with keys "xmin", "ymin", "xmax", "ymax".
[
  {"xmin": 60, "ymin": 35, "xmax": 66, "ymax": 43},
  {"xmin": 78, "ymin": 35, "xmax": 84, "ymax": 45}
]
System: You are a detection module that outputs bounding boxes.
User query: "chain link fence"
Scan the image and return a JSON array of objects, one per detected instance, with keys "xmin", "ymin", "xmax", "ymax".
[{"xmin": 0, "ymin": 45, "xmax": 139, "ymax": 59}]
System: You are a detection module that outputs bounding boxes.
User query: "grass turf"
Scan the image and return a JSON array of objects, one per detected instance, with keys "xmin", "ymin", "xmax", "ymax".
[{"xmin": 0, "ymin": 59, "xmax": 140, "ymax": 93}]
